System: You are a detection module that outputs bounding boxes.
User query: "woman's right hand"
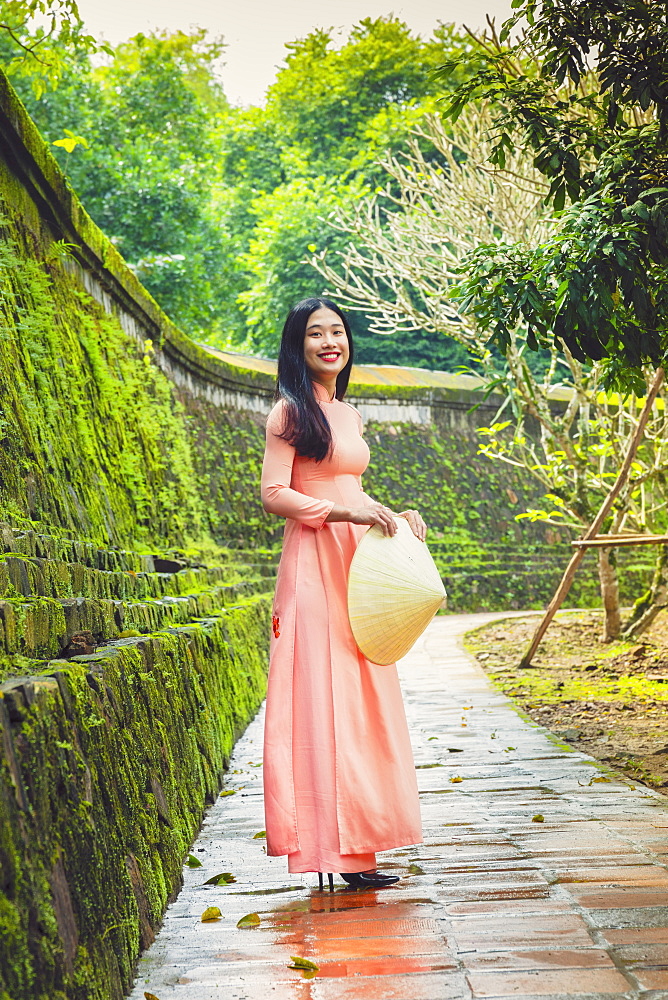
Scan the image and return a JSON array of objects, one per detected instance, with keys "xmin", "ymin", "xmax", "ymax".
[{"xmin": 327, "ymin": 502, "xmax": 397, "ymax": 536}]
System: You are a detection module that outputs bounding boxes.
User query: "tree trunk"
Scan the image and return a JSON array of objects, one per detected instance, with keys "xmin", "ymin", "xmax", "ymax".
[
  {"xmin": 623, "ymin": 544, "xmax": 668, "ymax": 638},
  {"xmin": 598, "ymin": 546, "xmax": 621, "ymax": 641}
]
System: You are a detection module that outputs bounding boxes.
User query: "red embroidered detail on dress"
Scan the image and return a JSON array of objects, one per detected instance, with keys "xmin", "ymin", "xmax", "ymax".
[{"xmin": 272, "ymin": 615, "xmax": 281, "ymax": 638}]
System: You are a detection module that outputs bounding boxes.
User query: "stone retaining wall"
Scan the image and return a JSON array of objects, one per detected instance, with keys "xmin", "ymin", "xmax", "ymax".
[{"xmin": 0, "ymin": 71, "xmax": 277, "ymax": 999}]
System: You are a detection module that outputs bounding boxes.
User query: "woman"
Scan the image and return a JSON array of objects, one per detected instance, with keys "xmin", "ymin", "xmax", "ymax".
[{"xmin": 260, "ymin": 297, "xmax": 424, "ymax": 889}]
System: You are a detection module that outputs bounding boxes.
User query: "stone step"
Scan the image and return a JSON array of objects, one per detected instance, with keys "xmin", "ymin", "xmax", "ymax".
[
  {"xmin": 0, "ymin": 552, "xmax": 268, "ymax": 602},
  {"xmin": 0, "ymin": 580, "xmax": 273, "ymax": 669},
  {"xmin": 2, "ymin": 522, "xmax": 159, "ymax": 573},
  {"xmin": 0, "ymin": 522, "xmax": 280, "ymax": 581}
]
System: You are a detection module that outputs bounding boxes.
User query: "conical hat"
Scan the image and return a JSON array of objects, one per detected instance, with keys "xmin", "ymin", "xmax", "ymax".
[{"xmin": 347, "ymin": 517, "xmax": 447, "ymax": 665}]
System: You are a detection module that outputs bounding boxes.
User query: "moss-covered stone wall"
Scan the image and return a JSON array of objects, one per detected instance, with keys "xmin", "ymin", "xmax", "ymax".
[
  {"xmin": 359, "ymin": 419, "xmax": 652, "ymax": 611},
  {"xmin": 0, "ymin": 598, "xmax": 269, "ymax": 1000},
  {"xmin": 0, "ymin": 70, "xmax": 277, "ymax": 999}
]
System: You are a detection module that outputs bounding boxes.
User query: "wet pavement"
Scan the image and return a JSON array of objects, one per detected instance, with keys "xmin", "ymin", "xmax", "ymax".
[{"xmin": 129, "ymin": 613, "xmax": 668, "ymax": 1000}]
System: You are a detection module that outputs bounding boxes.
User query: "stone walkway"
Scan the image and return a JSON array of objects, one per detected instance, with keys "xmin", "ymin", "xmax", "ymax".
[{"xmin": 130, "ymin": 613, "xmax": 668, "ymax": 1000}]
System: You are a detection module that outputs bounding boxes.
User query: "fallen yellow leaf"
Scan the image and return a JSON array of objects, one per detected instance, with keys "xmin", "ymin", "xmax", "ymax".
[
  {"xmin": 532, "ymin": 814, "xmax": 545, "ymax": 823},
  {"xmin": 201, "ymin": 906, "xmax": 222, "ymax": 922},
  {"xmin": 450, "ymin": 776, "xmax": 463, "ymax": 783},
  {"xmin": 237, "ymin": 912, "xmax": 261, "ymax": 928},
  {"xmin": 289, "ymin": 956, "xmax": 319, "ymax": 971}
]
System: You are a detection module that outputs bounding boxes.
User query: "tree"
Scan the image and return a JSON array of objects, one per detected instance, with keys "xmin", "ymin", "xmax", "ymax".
[
  {"xmin": 5, "ymin": 14, "xmax": 501, "ymax": 368},
  {"xmin": 312, "ymin": 105, "xmax": 668, "ymax": 639},
  {"xmin": 262, "ymin": 19, "xmax": 476, "ymax": 182},
  {"xmin": 11, "ymin": 29, "xmax": 231, "ymax": 335},
  {"xmin": 311, "ymin": 107, "xmax": 550, "ymax": 359},
  {"xmin": 0, "ymin": 0, "xmax": 106, "ymax": 96},
  {"xmin": 212, "ymin": 17, "xmax": 487, "ymax": 360},
  {"xmin": 437, "ymin": 3, "xmax": 668, "ymax": 389},
  {"xmin": 233, "ymin": 172, "xmax": 471, "ymax": 367}
]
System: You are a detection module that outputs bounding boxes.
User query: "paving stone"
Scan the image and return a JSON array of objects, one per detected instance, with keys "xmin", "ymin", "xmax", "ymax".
[
  {"xmin": 552, "ymin": 865, "xmax": 666, "ymax": 884},
  {"xmin": 567, "ymin": 887, "xmax": 668, "ymax": 908},
  {"xmin": 466, "ymin": 968, "xmax": 633, "ymax": 996},
  {"xmin": 601, "ymin": 927, "xmax": 668, "ymax": 944},
  {"xmin": 446, "ymin": 900, "xmax": 574, "ymax": 917},
  {"xmin": 587, "ymin": 906, "xmax": 668, "ymax": 928},
  {"xmin": 461, "ymin": 949, "xmax": 617, "ymax": 971},
  {"xmin": 128, "ymin": 613, "xmax": 668, "ymax": 1000},
  {"xmin": 313, "ymin": 971, "xmax": 471, "ymax": 999},
  {"xmin": 451, "ymin": 915, "xmax": 595, "ymax": 951},
  {"xmin": 610, "ymin": 941, "xmax": 668, "ymax": 965},
  {"xmin": 632, "ymin": 968, "xmax": 668, "ymax": 989}
]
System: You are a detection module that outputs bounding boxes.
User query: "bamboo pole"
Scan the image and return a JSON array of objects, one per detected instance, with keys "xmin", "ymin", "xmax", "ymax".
[
  {"xmin": 571, "ymin": 535, "xmax": 668, "ymax": 547},
  {"xmin": 519, "ymin": 366, "xmax": 665, "ymax": 668}
]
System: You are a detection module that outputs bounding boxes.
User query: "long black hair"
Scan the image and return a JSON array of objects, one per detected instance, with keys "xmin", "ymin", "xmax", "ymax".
[{"xmin": 275, "ymin": 297, "xmax": 354, "ymax": 461}]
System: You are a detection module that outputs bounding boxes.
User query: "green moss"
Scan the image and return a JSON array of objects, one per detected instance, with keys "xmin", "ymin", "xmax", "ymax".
[
  {"xmin": 0, "ymin": 597, "xmax": 270, "ymax": 1000},
  {"xmin": 0, "ymin": 225, "xmax": 211, "ymax": 549}
]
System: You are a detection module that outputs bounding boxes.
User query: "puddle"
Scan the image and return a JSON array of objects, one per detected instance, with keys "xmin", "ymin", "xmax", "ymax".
[{"xmin": 258, "ymin": 892, "xmax": 454, "ymax": 979}]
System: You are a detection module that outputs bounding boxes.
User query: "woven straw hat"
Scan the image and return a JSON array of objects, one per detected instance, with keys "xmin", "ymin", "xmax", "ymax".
[{"xmin": 347, "ymin": 517, "xmax": 447, "ymax": 665}]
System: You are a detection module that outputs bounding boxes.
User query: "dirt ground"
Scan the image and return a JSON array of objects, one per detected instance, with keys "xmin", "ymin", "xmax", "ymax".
[{"xmin": 465, "ymin": 609, "xmax": 668, "ymax": 792}]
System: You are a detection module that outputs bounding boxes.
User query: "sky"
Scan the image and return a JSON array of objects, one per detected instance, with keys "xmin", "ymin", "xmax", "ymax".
[{"xmin": 76, "ymin": 0, "xmax": 515, "ymax": 106}]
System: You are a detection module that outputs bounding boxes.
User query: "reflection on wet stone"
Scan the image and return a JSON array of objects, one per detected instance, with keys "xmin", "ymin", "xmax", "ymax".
[{"xmin": 129, "ymin": 614, "xmax": 668, "ymax": 1000}]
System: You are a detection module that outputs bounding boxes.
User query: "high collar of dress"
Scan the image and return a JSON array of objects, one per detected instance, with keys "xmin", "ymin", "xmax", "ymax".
[{"xmin": 311, "ymin": 381, "xmax": 337, "ymax": 404}]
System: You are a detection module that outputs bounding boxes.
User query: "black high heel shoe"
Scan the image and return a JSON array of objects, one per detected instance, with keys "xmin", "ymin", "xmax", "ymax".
[
  {"xmin": 340, "ymin": 870, "xmax": 400, "ymax": 888},
  {"xmin": 318, "ymin": 872, "xmax": 335, "ymax": 891}
]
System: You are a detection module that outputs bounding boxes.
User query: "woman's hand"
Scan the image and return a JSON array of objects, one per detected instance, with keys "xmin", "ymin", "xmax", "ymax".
[
  {"xmin": 326, "ymin": 502, "xmax": 398, "ymax": 536},
  {"xmin": 397, "ymin": 509, "xmax": 427, "ymax": 542}
]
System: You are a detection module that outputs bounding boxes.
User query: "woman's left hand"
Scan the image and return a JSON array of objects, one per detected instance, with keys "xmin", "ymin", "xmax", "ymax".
[{"xmin": 397, "ymin": 509, "xmax": 427, "ymax": 542}]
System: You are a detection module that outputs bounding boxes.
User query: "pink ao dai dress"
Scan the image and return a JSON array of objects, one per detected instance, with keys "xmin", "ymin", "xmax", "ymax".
[{"xmin": 260, "ymin": 381, "xmax": 423, "ymax": 874}]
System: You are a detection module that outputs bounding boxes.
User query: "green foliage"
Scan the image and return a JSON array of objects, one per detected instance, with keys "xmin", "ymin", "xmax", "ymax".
[
  {"xmin": 219, "ymin": 18, "xmax": 482, "ymax": 359},
  {"xmin": 236, "ymin": 176, "xmax": 364, "ymax": 353},
  {"xmin": 8, "ymin": 17, "xmax": 487, "ymax": 367},
  {"xmin": 13, "ymin": 28, "xmax": 229, "ymax": 335},
  {"xmin": 456, "ymin": 184, "xmax": 668, "ymax": 392},
  {"xmin": 360, "ymin": 418, "xmax": 652, "ymax": 612},
  {"xmin": 440, "ymin": 1, "xmax": 668, "ymax": 387},
  {"xmin": 51, "ymin": 125, "xmax": 86, "ymax": 152},
  {"xmin": 0, "ymin": 0, "xmax": 108, "ymax": 97},
  {"xmin": 261, "ymin": 19, "xmax": 473, "ymax": 181}
]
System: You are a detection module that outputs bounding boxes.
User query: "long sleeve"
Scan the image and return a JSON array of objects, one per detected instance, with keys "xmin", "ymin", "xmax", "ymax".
[{"xmin": 261, "ymin": 402, "xmax": 335, "ymax": 529}]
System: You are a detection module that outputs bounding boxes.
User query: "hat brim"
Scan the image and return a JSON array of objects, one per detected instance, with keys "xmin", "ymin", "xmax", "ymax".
[{"xmin": 347, "ymin": 518, "xmax": 446, "ymax": 665}]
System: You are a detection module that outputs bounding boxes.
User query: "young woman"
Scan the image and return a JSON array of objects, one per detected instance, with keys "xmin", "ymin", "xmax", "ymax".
[{"xmin": 260, "ymin": 297, "xmax": 424, "ymax": 889}]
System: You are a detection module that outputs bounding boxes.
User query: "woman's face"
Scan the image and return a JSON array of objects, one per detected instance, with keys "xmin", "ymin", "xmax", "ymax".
[{"xmin": 303, "ymin": 307, "xmax": 350, "ymax": 381}]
